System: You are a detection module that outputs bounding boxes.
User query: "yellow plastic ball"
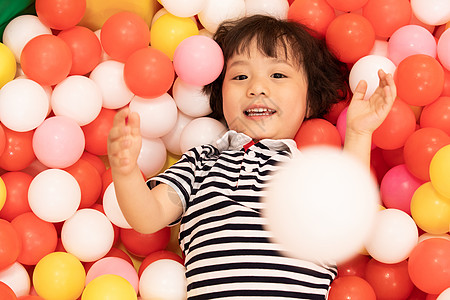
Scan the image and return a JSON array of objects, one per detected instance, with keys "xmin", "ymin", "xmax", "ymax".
[
  {"xmin": 150, "ymin": 13, "xmax": 199, "ymax": 60},
  {"xmin": 430, "ymin": 144, "xmax": 450, "ymax": 198},
  {"xmin": 0, "ymin": 42, "xmax": 16, "ymax": 89},
  {"xmin": 33, "ymin": 252, "xmax": 86, "ymax": 300},
  {"xmin": 0, "ymin": 177, "xmax": 6, "ymax": 212},
  {"xmin": 82, "ymin": 274, "xmax": 137, "ymax": 300},
  {"xmin": 411, "ymin": 182, "xmax": 450, "ymax": 235}
]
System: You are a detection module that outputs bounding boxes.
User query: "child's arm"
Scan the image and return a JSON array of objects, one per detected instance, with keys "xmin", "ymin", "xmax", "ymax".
[
  {"xmin": 107, "ymin": 108, "xmax": 183, "ymax": 234},
  {"xmin": 344, "ymin": 69, "xmax": 397, "ymax": 169}
]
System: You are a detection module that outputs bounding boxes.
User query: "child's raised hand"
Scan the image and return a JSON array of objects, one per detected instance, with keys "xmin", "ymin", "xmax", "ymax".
[
  {"xmin": 107, "ymin": 108, "xmax": 142, "ymax": 175},
  {"xmin": 346, "ymin": 69, "xmax": 396, "ymax": 136}
]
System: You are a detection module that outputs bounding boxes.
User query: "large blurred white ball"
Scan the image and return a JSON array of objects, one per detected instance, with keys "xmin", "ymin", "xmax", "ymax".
[
  {"xmin": 139, "ymin": 259, "xmax": 187, "ymax": 300},
  {"xmin": 411, "ymin": 0, "xmax": 450, "ymax": 26},
  {"xmin": 365, "ymin": 208, "xmax": 418, "ymax": 264},
  {"xmin": 349, "ymin": 55, "xmax": 396, "ymax": 100},
  {"xmin": 28, "ymin": 169, "xmax": 81, "ymax": 223},
  {"xmin": 161, "ymin": 111, "xmax": 194, "ymax": 155},
  {"xmin": 129, "ymin": 93, "xmax": 178, "ymax": 139},
  {"xmin": 137, "ymin": 137, "xmax": 167, "ymax": 178},
  {"xmin": 198, "ymin": 0, "xmax": 246, "ymax": 33},
  {"xmin": 245, "ymin": 0, "xmax": 289, "ymax": 19},
  {"xmin": 89, "ymin": 60, "xmax": 133, "ymax": 109},
  {"xmin": 2, "ymin": 15, "xmax": 51, "ymax": 62},
  {"xmin": 0, "ymin": 262, "xmax": 30, "ymax": 297},
  {"xmin": 61, "ymin": 209, "xmax": 114, "ymax": 262},
  {"xmin": 160, "ymin": 0, "xmax": 207, "ymax": 17},
  {"xmin": 103, "ymin": 182, "xmax": 132, "ymax": 229},
  {"xmin": 51, "ymin": 75, "xmax": 102, "ymax": 126},
  {"xmin": 0, "ymin": 78, "xmax": 49, "ymax": 132},
  {"xmin": 264, "ymin": 146, "xmax": 380, "ymax": 264},
  {"xmin": 172, "ymin": 77, "xmax": 212, "ymax": 118},
  {"xmin": 179, "ymin": 117, "xmax": 227, "ymax": 153}
]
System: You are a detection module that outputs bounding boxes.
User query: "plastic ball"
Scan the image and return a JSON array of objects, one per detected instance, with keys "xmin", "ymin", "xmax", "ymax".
[
  {"xmin": 179, "ymin": 117, "xmax": 227, "ymax": 153},
  {"xmin": 0, "ymin": 172, "xmax": 33, "ymax": 221},
  {"xmin": 86, "ymin": 257, "xmax": 138, "ymax": 293},
  {"xmin": 336, "ymin": 254, "xmax": 370, "ymax": 278},
  {"xmin": 120, "ymin": 226, "xmax": 171, "ymax": 257},
  {"xmin": 0, "ymin": 78, "xmax": 49, "ymax": 132},
  {"xmin": 197, "ymin": 0, "xmax": 246, "ymax": 33},
  {"xmin": 11, "ymin": 212, "xmax": 57, "ymax": 266},
  {"xmin": 408, "ymin": 238, "xmax": 450, "ymax": 295},
  {"xmin": 403, "ymin": 127, "xmax": 450, "ymax": 181},
  {"xmin": 362, "ymin": 0, "xmax": 411, "ymax": 38},
  {"xmin": 2, "ymin": 15, "xmax": 52, "ymax": 62},
  {"xmin": 20, "ymin": 34, "xmax": 72, "ymax": 86},
  {"xmin": 372, "ymin": 99, "xmax": 417, "ymax": 150},
  {"xmin": 369, "ymin": 40, "xmax": 388, "ymax": 57},
  {"xmin": 395, "ymin": 54, "xmax": 444, "ymax": 106},
  {"xmin": 32, "ymin": 116, "xmax": 85, "ymax": 169},
  {"xmin": 0, "ymin": 43, "xmax": 16, "ymax": 89},
  {"xmin": 0, "ymin": 127, "xmax": 35, "ymax": 171},
  {"xmin": 61, "ymin": 209, "xmax": 114, "ymax": 262},
  {"xmin": 35, "ymin": 0, "xmax": 86, "ymax": 30},
  {"xmin": 82, "ymin": 108, "xmax": 116, "ymax": 156},
  {"xmin": 161, "ymin": 112, "xmax": 193, "ymax": 155},
  {"xmin": 57, "ymin": 26, "xmax": 102, "ymax": 76},
  {"xmin": 82, "ymin": 274, "xmax": 137, "ymax": 300},
  {"xmin": 100, "ymin": 11, "xmax": 150, "ymax": 62},
  {"xmin": 380, "ymin": 164, "xmax": 423, "ymax": 215},
  {"xmin": 124, "ymin": 47, "xmax": 175, "ymax": 99},
  {"xmin": 0, "ymin": 281, "xmax": 17, "ymax": 300},
  {"xmin": 129, "ymin": 93, "xmax": 178, "ymax": 138},
  {"xmin": 137, "ymin": 137, "xmax": 168, "ymax": 178},
  {"xmin": 0, "ymin": 262, "xmax": 30, "ymax": 297},
  {"xmin": 0, "ymin": 177, "xmax": 5, "ymax": 211},
  {"xmin": 410, "ymin": 0, "xmax": 450, "ymax": 26},
  {"xmin": 325, "ymin": 0, "xmax": 368, "ymax": 12},
  {"xmin": 172, "ymin": 77, "xmax": 212, "ymax": 118},
  {"xmin": 33, "ymin": 252, "xmax": 85, "ymax": 300},
  {"xmin": 410, "ymin": 182, "xmax": 450, "ymax": 234},
  {"xmin": 288, "ymin": 0, "xmax": 335, "ymax": 38},
  {"xmin": 160, "ymin": 0, "xmax": 206, "ymax": 17},
  {"xmin": 328, "ymin": 276, "xmax": 376, "ymax": 300},
  {"xmin": 102, "ymin": 183, "xmax": 132, "ymax": 229},
  {"xmin": 420, "ymin": 97, "xmax": 450, "ymax": 136},
  {"xmin": 430, "ymin": 144, "xmax": 450, "ymax": 198},
  {"xmin": 139, "ymin": 259, "xmax": 186, "ymax": 300},
  {"xmin": 150, "ymin": 13, "xmax": 199, "ymax": 60},
  {"xmin": 0, "ymin": 219, "xmax": 22, "ymax": 270},
  {"xmin": 364, "ymin": 208, "xmax": 418, "ymax": 264},
  {"xmin": 437, "ymin": 27, "xmax": 450, "ymax": 71},
  {"xmin": 138, "ymin": 250, "xmax": 184, "ymax": 277},
  {"xmin": 388, "ymin": 25, "xmax": 437, "ymax": 66},
  {"xmin": 349, "ymin": 55, "xmax": 396, "ymax": 100},
  {"xmin": 264, "ymin": 146, "xmax": 380, "ymax": 264},
  {"xmin": 173, "ymin": 35, "xmax": 224, "ymax": 86},
  {"xmin": 438, "ymin": 287, "xmax": 450, "ymax": 300},
  {"xmin": 325, "ymin": 13, "xmax": 375, "ymax": 63},
  {"xmin": 294, "ymin": 118, "xmax": 342, "ymax": 149},
  {"xmin": 246, "ymin": 0, "xmax": 289, "ymax": 20},
  {"xmin": 28, "ymin": 169, "xmax": 81, "ymax": 223}
]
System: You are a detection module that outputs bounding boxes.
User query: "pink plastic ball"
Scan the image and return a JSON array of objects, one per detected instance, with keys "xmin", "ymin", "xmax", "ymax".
[
  {"xmin": 437, "ymin": 28, "xmax": 450, "ymax": 71},
  {"xmin": 173, "ymin": 35, "xmax": 224, "ymax": 86}
]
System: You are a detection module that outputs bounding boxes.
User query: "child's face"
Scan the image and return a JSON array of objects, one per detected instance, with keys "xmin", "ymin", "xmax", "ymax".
[{"xmin": 222, "ymin": 41, "xmax": 308, "ymax": 141}]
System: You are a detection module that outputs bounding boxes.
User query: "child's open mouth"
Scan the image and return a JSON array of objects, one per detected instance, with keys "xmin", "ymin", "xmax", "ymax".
[{"xmin": 244, "ymin": 107, "xmax": 277, "ymax": 117}]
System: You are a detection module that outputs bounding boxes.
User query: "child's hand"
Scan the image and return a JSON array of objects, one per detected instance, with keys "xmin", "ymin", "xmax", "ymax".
[
  {"xmin": 346, "ymin": 69, "xmax": 397, "ymax": 136},
  {"xmin": 107, "ymin": 108, "xmax": 142, "ymax": 175}
]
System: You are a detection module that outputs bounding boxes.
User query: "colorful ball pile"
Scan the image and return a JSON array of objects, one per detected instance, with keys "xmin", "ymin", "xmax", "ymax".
[{"xmin": 0, "ymin": 0, "xmax": 449, "ymax": 299}]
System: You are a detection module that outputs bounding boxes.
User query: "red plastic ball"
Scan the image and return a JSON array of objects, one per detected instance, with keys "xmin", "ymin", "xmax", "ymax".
[
  {"xmin": 0, "ymin": 219, "xmax": 22, "ymax": 270},
  {"xmin": 81, "ymin": 151, "xmax": 107, "ymax": 176},
  {"xmin": 120, "ymin": 226, "xmax": 171, "ymax": 257},
  {"xmin": 337, "ymin": 254, "xmax": 370, "ymax": 278},
  {"xmin": 0, "ymin": 125, "xmax": 5, "ymax": 157},
  {"xmin": 57, "ymin": 26, "xmax": 102, "ymax": 76},
  {"xmin": 35, "ymin": 0, "xmax": 86, "ymax": 30},
  {"xmin": 328, "ymin": 276, "xmax": 376, "ymax": 300},
  {"xmin": 20, "ymin": 34, "xmax": 72, "ymax": 86},
  {"xmin": 0, "ymin": 172, "xmax": 33, "ymax": 222},
  {"xmin": 325, "ymin": 13, "xmax": 375, "ymax": 63},
  {"xmin": 0, "ymin": 281, "xmax": 17, "ymax": 300},
  {"xmin": 82, "ymin": 108, "xmax": 116, "ymax": 156},
  {"xmin": 362, "ymin": 0, "xmax": 411, "ymax": 38},
  {"xmin": 420, "ymin": 96, "xmax": 450, "ymax": 136},
  {"xmin": 325, "ymin": 0, "xmax": 368, "ymax": 12},
  {"xmin": 124, "ymin": 47, "xmax": 175, "ymax": 98},
  {"xmin": 100, "ymin": 11, "xmax": 150, "ymax": 62},
  {"xmin": 294, "ymin": 118, "xmax": 342, "ymax": 149},
  {"xmin": 0, "ymin": 126, "xmax": 35, "ymax": 171},
  {"xmin": 287, "ymin": 0, "xmax": 335, "ymax": 37}
]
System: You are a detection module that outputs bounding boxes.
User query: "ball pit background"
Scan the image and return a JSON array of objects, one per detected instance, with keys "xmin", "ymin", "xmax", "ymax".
[{"xmin": 0, "ymin": 0, "xmax": 449, "ymax": 299}]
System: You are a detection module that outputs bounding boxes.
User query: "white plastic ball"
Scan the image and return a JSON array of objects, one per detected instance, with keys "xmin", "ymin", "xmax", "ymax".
[
  {"xmin": 365, "ymin": 208, "xmax": 419, "ymax": 264},
  {"xmin": 129, "ymin": 93, "xmax": 178, "ymax": 139},
  {"xmin": 51, "ymin": 75, "xmax": 102, "ymax": 126},
  {"xmin": 263, "ymin": 146, "xmax": 380, "ymax": 264},
  {"xmin": 179, "ymin": 117, "xmax": 227, "ymax": 153},
  {"xmin": 2, "ymin": 15, "xmax": 51, "ymax": 62},
  {"xmin": 103, "ymin": 182, "xmax": 132, "ymax": 229},
  {"xmin": 161, "ymin": 111, "xmax": 194, "ymax": 155},
  {"xmin": 0, "ymin": 78, "xmax": 49, "ymax": 132},
  {"xmin": 139, "ymin": 259, "xmax": 187, "ymax": 300},
  {"xmin": 245, "ymin": 0, "xmax": 289, "ymax": 19},
  {"xmin": 160, "ymin": 0, "xmax": 207, "ymax": 17},
  {"xmin": 0, "ymin": 262, "xmax": 30, "ymax": 297},
  {"xmin": 61, "ymin": 208, "xmax": 114, "ymax": 262},
  {"xmin": 411, "ymin": 0, "xmax": 450, "ymax": 26},
  {"xmin": 89, "ymin": 60, "xmax": 133, "ymax": 109},
  {"xmin": 28, "ymin": 169, "xmax": 81, "ymax": 223},
  {"xmin": 437, "ymin": 287, "xmax": 450, "ymax": 300},
  {"xmin": 172, "ymin": 77, "xmax": 212, "ymax": 118},
  {"xmin": 369, "ymin": 40, "xmax": 389, "ymax": 57},
  {"xmin": 198, "ymin": 0, "xmax": 246, "ymax": 33},
  {"xmin": 137, "ymin": 137, "xmax": 167, "ymax": 178}
]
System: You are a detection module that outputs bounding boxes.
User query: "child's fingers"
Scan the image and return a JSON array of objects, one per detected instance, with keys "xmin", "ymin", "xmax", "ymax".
[
  {"xmin": 113, "ymin": 107, "xmax": 130, "ymax": 127},
  {"xmin": 353, "ymin": 80, "xmax": 368, "ymax": 101},
  {"xmin": 127, "ymin": 111, "xmax": 141, "ymax": 135}
]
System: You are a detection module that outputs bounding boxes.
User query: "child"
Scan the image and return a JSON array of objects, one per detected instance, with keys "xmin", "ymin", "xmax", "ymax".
[{"xmin": 108, "ymin": 15, "xmax": 396, "ymax": 299}]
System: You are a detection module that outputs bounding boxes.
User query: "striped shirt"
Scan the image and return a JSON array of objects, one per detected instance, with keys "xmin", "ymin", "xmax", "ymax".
[{"xmin": 149, "ymin": 130, "xmax": 337, "ymax": 299}]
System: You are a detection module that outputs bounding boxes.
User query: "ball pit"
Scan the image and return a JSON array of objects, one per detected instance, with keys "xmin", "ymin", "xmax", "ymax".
[{"xmin": 0, "ymin": 0, "xmax": 449, "ymax": 299}]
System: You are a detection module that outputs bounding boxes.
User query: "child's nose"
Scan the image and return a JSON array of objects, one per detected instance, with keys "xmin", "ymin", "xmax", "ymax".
[{"xmin": 247, "ymin": 78, "xmax": 269, "ymax": 97}]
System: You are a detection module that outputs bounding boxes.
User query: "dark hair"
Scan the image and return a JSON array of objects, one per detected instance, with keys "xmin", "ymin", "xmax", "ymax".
[{"xmin": 203, "ymin": 14, "xmax": 349, "ymax": 121}]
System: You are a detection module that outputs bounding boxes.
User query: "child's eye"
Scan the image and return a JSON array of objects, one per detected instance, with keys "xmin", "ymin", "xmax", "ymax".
[
  {"xmin": 233, "ymin": 75, "xmax": 248, "ymax": 80},
  {"xmin": 271, "ymin": 73, "xmax": 287, "ymax": 79}
]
